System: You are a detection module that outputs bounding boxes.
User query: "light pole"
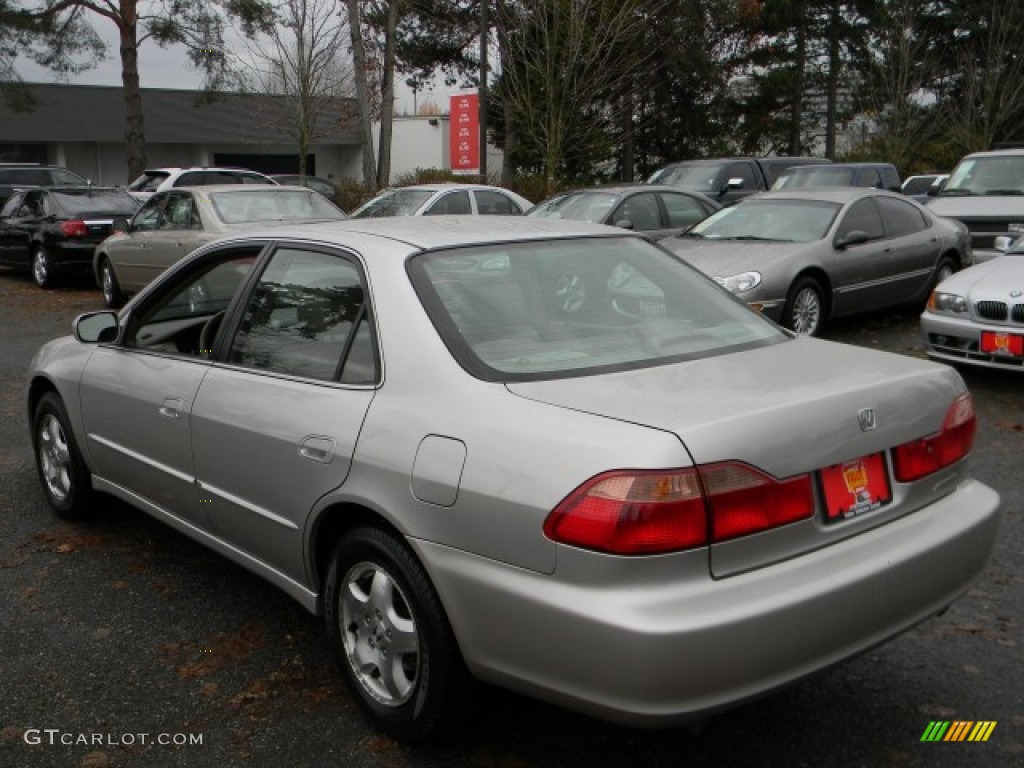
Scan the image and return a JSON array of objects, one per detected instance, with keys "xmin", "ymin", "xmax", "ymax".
[{"xmin": 479, "ymin": 0, "xmax": 488, "ymax": 181}]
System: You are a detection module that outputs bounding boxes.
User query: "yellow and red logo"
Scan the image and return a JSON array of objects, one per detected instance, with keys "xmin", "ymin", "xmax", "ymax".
[{"xmin": 920, "ymin": 721, "xmax": 996, "ymax": 742}]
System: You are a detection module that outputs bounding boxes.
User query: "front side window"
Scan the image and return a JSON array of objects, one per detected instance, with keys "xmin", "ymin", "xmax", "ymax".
[
  {"xmin": 612, "ymin": 193, "xmax": 662, "ymax": 230},
  {"xmin": 424, "ymin": 191, "xmax": 472, "ymax": 215},
  {"xmin": 409, "ymin": 236, "xmax": 785, "ymax": 381},
  {"xmin": 161, "ymin": 192, "xmax": 201, "ymax": 230},
  {"xmin": 836, "ymin": 198, "xmax": 886, "ymax": 242},
  {"xmin": 131, "ymin": 193, "xmax": 169, "ymax": 232},
  {"xmin": 227, "ymin": 248, "xmax": 375, "ymax": 384},
  {"xmin": 126, "ymin": 251, "xmax": 260, "ymax": 357}
]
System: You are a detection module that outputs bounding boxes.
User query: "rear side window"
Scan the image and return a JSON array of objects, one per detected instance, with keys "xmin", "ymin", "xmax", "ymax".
[
  {"xmin": 877, "ymin": 196, "xmax": 928, "ymax": 237},
  {"xmin": 228, "ymin": 248, "xmax": 375, "ymax": 383},
  {"xmin": 129, "ymin": 172, "xmax": 170, "ymax": 192},
  {"xmin": 474, "ymin": 189, "xmax": 521, "ymax": 215}
]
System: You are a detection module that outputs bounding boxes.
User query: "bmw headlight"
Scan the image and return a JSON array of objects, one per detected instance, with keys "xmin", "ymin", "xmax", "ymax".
[
  {"xmin": 714, "ymin": 271, "xmax": 762, "ymax": 294},
  {"xmin": 928, "ymin": 291, "xmax": 967, "ymax": 313}
]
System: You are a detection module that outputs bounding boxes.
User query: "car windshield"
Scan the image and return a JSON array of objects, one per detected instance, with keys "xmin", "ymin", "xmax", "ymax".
[
  {"xmin": 687, "ymin": 199, "xmax": 840, "ymax": 243},
  {"xmin": 772, "ymin": 167, "xmax": 854, "ymax": 189},
  {"xmin": 942, "ymin": 155, "xmax": 1024, "ymax": 196},
  {"xmin": 408, "ymin": 236, "xmax": 786, "ymax": 381},
  {"xmin": 649, "ymin": 164, "xmax": 721, "ymax": 192},
  {"xmin": 209, "ymin": 189, "xmax": 345, "ymax": 223},
  {"xmin": 50, "ymin": 189, "xmax": 139, "ymax": 215},
  {"xmin": 351, "ymin": 189, "xmax": 435, "ymax": 218},
  {"xmin": 528, "ymin": 192, "xmax": 617, "ymax": 223}
]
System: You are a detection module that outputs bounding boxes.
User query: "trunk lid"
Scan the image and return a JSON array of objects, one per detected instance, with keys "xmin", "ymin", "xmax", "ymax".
[{"xmin": 508, "ymin": 336, "xmax": 970, "ymax": 576}]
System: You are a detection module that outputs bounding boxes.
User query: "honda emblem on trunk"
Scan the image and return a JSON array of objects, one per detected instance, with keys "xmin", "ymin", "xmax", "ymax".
[{"xmin": 858, "ymin": 408, "xmax": 876, "ymax": 432}]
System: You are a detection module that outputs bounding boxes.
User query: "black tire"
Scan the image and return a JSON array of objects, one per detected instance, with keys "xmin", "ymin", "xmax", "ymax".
[
  {"xmin": 32, "ymin": 392, "xmax": 94, "ymax": 519},
  {"xmin": 32, "ymin": 245, "xmax": 56, "ymax": 288},
  {"xmin": 99, "ymin": 257, "xmax": 126, "ymax": 308},
  {"xmin": 782, "ymin": 276, "xmax": 825, "ymax": 336},
  {"xmin": 932, "ymin": 257, "xmax": 957, "ymax": 289},
  {"xmin": 324, "ymin": 526, "xmax": 468, "ymax": 741}
]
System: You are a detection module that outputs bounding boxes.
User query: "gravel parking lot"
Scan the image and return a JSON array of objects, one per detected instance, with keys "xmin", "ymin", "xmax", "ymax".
[{"xmin": 1, "ymin": 270, "xmax": 1020, "ymax": 768}]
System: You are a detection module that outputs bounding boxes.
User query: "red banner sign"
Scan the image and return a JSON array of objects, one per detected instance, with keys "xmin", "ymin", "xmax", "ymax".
[{"xmin": 449, "ymin": 92, "xmax": 480, "ymax": 174}]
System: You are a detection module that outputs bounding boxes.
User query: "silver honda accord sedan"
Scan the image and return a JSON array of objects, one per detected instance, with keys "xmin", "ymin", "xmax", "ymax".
[{"xmin": 27, "ymin": 217, "xmax": 999, "ymax": 740}]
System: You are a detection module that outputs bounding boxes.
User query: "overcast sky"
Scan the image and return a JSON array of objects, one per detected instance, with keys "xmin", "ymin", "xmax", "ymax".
[{"xmin": 13, "ymin": 25, "xmax": 451, "ymax": 116}]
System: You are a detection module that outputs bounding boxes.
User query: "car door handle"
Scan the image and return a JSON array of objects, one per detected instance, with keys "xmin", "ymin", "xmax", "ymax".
[
  {"xmin": 298, "ymin": 435, "xmax": 335, "ymax": 463},
  {"xmin": 159, "ymin": 397, "xmax": 184, "ymax": 419}
]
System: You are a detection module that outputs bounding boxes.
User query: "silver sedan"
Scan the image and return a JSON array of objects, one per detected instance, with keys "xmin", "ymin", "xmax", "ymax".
[
  {"xmin": 663, "ymin": 188, "xmax": 972, "ymax": 335},
  {"xmin": 29, "ymin": 217, "xmax": 999, "ymax": 741},
  {"xmin": 93, "ymin": 185, "xmax": 346, "ymax": 307}
]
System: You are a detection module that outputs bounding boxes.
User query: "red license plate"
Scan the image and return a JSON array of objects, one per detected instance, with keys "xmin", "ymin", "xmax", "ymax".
[
  {"xmin": 820, "ymin": 453, "xmax": 891, "ymax": 522},
  {"xmin": 980, "ymin": 331, "xmax": 1024, "ymax": 356}
]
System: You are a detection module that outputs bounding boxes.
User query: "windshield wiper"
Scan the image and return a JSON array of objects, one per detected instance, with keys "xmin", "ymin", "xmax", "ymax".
[
  {"xmin": 984, "ymin": 189, "xmax": 1024, "ymax": 196},
  {"xmin": 939, "ymin": 189, "xmax": 976, "ymax": 197},
  {"xmin": 725, "ymin": 235, "xmax": 791, "ymax": 242}
]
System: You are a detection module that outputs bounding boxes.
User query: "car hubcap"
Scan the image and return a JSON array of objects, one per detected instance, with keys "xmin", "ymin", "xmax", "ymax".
[
  {"xmin": 791, "ymin": 288, "xmax": 820, "ymax": 335},
  {"xmin": 554, "ymin": 272, "xmax": 586, "ymax": 313},
  {"xmin": 33, "ymin": 251, "xmax": 47, "ymax": 285},
  {"xmin": 38, "ymin": 414, "xmax": 72, "ymax": 502},
  {"xmin": 340, "ymin": 562, "xmax": 420, "ymax": 707},
  {"xmin": 102, "ymin": 265, "xmax": 114, "ymax": 303}
]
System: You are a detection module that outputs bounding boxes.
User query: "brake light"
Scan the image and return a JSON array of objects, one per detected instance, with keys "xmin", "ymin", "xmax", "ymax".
[
  {"xmin": 544, "ymin": 462, "xmax": 813, "ymax": 555},
  {"xmin": 892, "ymin": 393, "xmax": 976, "ymax": 482},
  {"xmin": 703, "ymin": 463, "xmax": 814, "ymax": 542},
  {"xmin": 60, "ymin": 219, "xmax": 89, "ymax": 237}
]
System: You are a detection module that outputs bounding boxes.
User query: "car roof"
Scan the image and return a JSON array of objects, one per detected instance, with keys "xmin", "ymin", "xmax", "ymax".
[
  {"xmin": 782, "ymin": 162, "xmax": 895, "ymax": 171},
  {"xmin": 748, "ymin": 188, "xmax": 907, "ymax": 204},
  {"xmin": 212, "ymin": 214, "xmax": 630, "ymax": 251},
  {"xmin": 961, "ymin": 149, "xmax": 1024, "ymax": 159},
  {"xmin": 383, "ymin": 183, "xmax": 513, "ymax": 192},
  {"xmin": 175, "ymin": 184, "xmax": 321, "ymax": 194}
]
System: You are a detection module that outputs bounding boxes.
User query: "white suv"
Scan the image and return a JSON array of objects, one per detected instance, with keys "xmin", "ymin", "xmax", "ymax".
[{"xmin": 127, "ymin": 166, "xmax": 276, "ymax": 202}]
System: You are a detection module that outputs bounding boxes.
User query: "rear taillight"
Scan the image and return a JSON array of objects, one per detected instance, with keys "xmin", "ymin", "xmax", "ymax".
[
  {"xmin": 60, "ymin": 220, "xmax": 89, "ymax": 237},
  {"xmin": 544, "ymin": 462, "xmax": 813, "ymax": 555},
  {"xmin": 702, "ymin": 463, "xmax": 814, "ymax": 542},
  {"xmin": 892, "ymin": 393, "xmax": 976, "ymax": 482}
]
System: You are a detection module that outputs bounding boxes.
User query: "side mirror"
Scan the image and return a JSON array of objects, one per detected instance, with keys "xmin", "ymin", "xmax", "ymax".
[
  {"xmin": 993, "ymin": 235, "xmax": 1014, "ymax": 253},
  {"xmin": 614, "ymin": 218, "xmax": 635, "ymax": 230},
  {"xmin": 726, "ymin": 177, "xmax": 745, "ymax": 190},
  {"xmin": 836, "ymin": 230, "xmax": 870, "ymax": 249},
  {"xmin": 111, "ymin": 217, "xmax": 130, "ymax": 234},
  {"xmin": 74, "ymin": 311, "xmax": 119, "ymax": 343}
]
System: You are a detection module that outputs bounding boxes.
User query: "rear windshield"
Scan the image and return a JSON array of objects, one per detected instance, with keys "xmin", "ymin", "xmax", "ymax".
[
  {"xmin": 50, "ymin": 189, "xmax": 140, "ymax": 216},
  {"xmin": 208, "ymin": 189, "xmax": 346, "ymax": 223},
  {"xmin": 408, "ymin": 236, "xmax": 786, "ymax": 381},
  {"xmin": 773, "ymin": 167, "xmax": 854, "ymax": 189},
  {"xmin": 129, "ymin": 172, "xmax": 170, "ymax": 192}
]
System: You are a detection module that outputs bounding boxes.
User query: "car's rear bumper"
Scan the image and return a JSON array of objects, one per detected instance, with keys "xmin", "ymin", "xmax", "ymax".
[
  {"xmin": 415, "ymin": 478, "xmax": 1000, "ymax": 727},
  {"xmin": 922, "ymin": 310, "xmax": 1024, "ymax": 370}
]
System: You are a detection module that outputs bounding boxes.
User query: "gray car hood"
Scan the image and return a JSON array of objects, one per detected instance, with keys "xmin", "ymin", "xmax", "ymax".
[
  {"xmin": 665, "ymin": 238, "xmax": 817, "ymax": 276},
  {"xmin": 927, "ymin": 196, "xmax": 1024, "ymax": 218},
  {"xmin": 937, "ymin": 255, "xmax": 1024, "ymax": 296},
  {"xmin": 507, "ymin": 337, "xmax": 963, "ymax": 479}
]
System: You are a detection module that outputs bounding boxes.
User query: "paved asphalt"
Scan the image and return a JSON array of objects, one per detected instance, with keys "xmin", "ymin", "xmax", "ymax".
[{"xmin": 0, "ymin": 270, "xmax": 1020, "ymax": 768}]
